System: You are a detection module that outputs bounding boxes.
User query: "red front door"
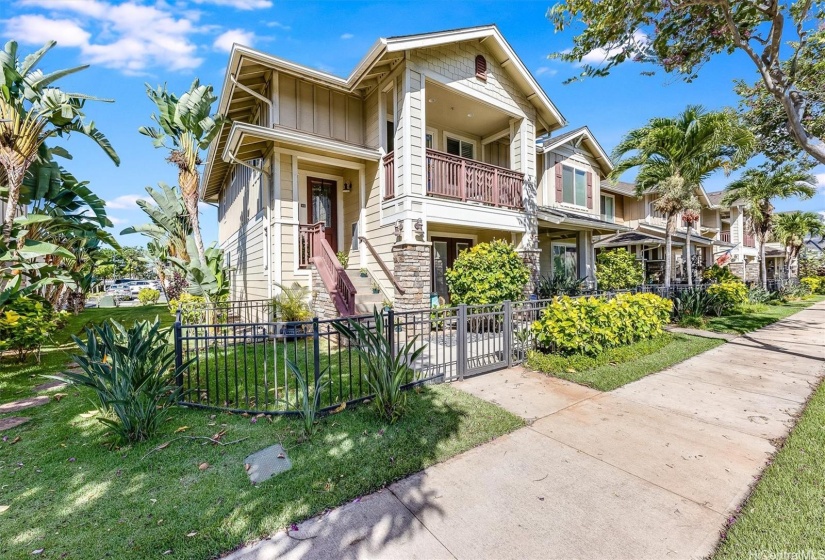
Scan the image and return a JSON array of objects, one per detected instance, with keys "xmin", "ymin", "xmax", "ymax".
[{"xmin": 307, "ymin": 177, "xmax": 337, "ymax": 250}]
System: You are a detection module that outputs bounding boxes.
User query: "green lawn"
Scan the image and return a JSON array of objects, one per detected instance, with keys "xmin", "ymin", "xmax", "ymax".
[
  {"xmin": 0, "ymin": 307, "xmax": 522, "ymax": 560},
  {"xmin": 526, "ymin": 333, "xmax": 724, "ymax": 391},
  {"xmin": 714, "ymin": 378, "xmax": 825, "ymax": 558},
  {"xmin": 703, "ymin": 296, "xmax": 824, "ymax": 335}
]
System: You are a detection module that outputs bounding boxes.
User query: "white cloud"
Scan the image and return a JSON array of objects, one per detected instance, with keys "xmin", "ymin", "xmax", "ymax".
[
  {"xmin": 108, "ymin": 216, "xmax": 128, "ymax": 226},
  {"xmin": 213, "ymin": 29, "xmax": 255, "ymax": 52},
  {"xmin": 193, "ymin": 0, "xmax": 272, "ymax": 9},
  {"xmin": 9, "ymin": 0, "xmax": 204, "ymax": 74},
  {"xmin": 535, "ymin": 66, "xmax": 557, "ymax": 77},
  {"xmin": 266, "ymin": 21, "xmax": 291, "ymax": 30},
  {"xmin": 815, "ymin": 173, "xmax": 825, "ymax": 192},
  {"xmin": 4, "ymin": 14, "xmax": 90, "ymax": 47},
  {"xmin": 105, "ymin": 195, "xmax": 142, "ymax": 210},
  {"xmin": 579, "ymin": 30, "xmax": 648, "ymax": 66},
  {"xmin": 340, "ymin": 33, "xmax": 354, "ymax": 40}
]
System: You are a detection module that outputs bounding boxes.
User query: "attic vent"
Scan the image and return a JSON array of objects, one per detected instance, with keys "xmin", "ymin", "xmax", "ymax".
[{"xmin": 475, "ymin": 55, "xmax": 487, "ymax": 81}]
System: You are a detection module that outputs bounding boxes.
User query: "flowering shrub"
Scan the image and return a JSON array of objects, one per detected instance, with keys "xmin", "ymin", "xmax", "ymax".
[
  {"xmin": 0, "ymin": 298, "xmax": 67, "ymax": 363},
  {"xmin": 445, "ymin": 240, "xmax": 529, "ymax": 305},
  {"xmin": 532, "ymin": 293, "xmax": 672, "ymax": 356},
  {"xmin": 801, "ymin": 276, "xmax": 825, "ymax": 295},
  {"xmin": 705, "ymin": 281, "xmax": 748, "ymax": 315}
]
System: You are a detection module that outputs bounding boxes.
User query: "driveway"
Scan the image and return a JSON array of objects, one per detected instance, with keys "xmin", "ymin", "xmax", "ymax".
[{"xmin": 225, "ymin": 301, "xmax": 825, "ymax": 560}]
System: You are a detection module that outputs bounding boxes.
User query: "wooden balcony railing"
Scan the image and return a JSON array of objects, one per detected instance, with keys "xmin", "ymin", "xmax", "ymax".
[
  {"xmin": 719, "ymin": 231, "xmax": 731, "ymax": 243},
  {"xmin": 381, "ymin": 149, "xmax": 525, "ymax": 209},
  {"xmin": 383, "ymin": 151, "xmax": 395, "ymax": 200},
  {"xmin": 743, "ymin": 233, "xmax": 756, "ymax": 248},
  {"xmin": 426, "ymin": 149, "xmax": 524, "ymax": 209},
  {"xmin": 298, "ymin": 221, "xmax": 356, "ymax": 316}
]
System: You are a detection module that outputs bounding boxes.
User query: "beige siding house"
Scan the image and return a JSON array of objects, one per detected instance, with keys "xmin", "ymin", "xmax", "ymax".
[{"xmin": 202, "ymin": 25, "xmax": 625, "ymax": 317}]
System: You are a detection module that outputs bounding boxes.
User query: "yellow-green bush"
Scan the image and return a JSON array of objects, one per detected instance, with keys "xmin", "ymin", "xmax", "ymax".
[
  {"xmin": 445, "ymin": 240, "xmax": 530, "ymax": 305},
  {"xmin": 531, "ymin": 293, "xmax": 672, "ymax": 356},
  {"xmin": 137, "ymin": 288, "xmax": 161, "ymax": 306},
  {"xmin": 706, "ymin": 281, "xmax": 747, "ymax": 315},
  {"xmin": 801, "ymin": 276, "xmax": 825, "ymax": 295}
]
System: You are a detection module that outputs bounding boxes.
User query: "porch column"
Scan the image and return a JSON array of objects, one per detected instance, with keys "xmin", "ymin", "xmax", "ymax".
[
  {"xmin": 577, "ymin": 230, "xmax": 594, "ymax": 287},
  {"xmin": 392, "ymin": 241, "xmax": 432, "ymax": 312},
  {"xmin": 517, "ymin": 248, "xmax": 541, "ymax": 298}
]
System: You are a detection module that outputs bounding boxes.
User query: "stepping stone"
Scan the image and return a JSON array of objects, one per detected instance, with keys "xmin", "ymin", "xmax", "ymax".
[
  {"xmin": 0, "ymin": 396, "xmax": 50, "ymax": 414},
  {"xmin": 33, "ymin": 380, "xmax": 67, "ymax": 392},
  {"xmin": 244, "ymin": 444, "xmax": 292, "ymax": 484},
  {"xmin": 0, "ymin": 417, "xmax": 31, "ymax": 431}
]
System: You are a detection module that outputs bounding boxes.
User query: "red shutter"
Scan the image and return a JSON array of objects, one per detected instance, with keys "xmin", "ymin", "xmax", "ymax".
[
  {"xmin": 586, "ymin": 172, "xmax": 593, "ymax": 210},
  {"xmin": 555, "ymin": 161, "xmax": 563, "ymax": 203}
]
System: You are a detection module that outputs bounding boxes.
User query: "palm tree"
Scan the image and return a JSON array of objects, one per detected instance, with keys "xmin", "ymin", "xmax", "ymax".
[
  {"xmin": 0, "ymin": 40, "xmax": 119, "ymax": 242},
  {"xmin": 722, "ymin": 165, "xmax": 816, "ymax": 289},
  {"xmin": 139, "ymin": 80, "xmax": 226, "ymax": 263},
  {"xmin": 611, "ymin": 106, "xmax": 754, "ymax": 287},
  {"xmin": 773, "ymin": 211, "xmax": 825, "ymax": 278}
]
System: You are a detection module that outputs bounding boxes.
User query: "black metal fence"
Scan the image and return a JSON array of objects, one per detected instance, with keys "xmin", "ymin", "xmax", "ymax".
[{"xmin": 171, "ymin": 279, "xmax": 797, "ymax": 415}]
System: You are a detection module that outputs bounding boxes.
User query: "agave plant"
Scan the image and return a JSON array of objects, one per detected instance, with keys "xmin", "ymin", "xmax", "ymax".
[
  {"xmin": 331, "ymin": 309, "xmax": 426, "ymax": 423},
  {"xmin": 51, "ymin": 319, "xmax": 189, "ymax": 443},
  {"xmin": 286, "ymin": 359, "xmax": 329, "ymax": 440}
]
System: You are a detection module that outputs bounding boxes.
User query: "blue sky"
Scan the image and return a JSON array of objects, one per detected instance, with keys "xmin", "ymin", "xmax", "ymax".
[{"xmin": 4, "ymin": 0, "xmax": 824, "ymax": 248}]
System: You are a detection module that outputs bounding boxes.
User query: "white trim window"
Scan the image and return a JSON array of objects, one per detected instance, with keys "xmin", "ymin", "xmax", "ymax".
[
  {"xmin": 600, "ymin": 193, "xmax": 615, "ymax": 222},
  {"xmin": 562, "ymin": 165, "xmax": 587, "ymax": 207},
  {"xmin": 551, "ymin": 242, "xmax": 578, "ymax": 279},
  {"xmin": 445, "ymin": 134, "xmax": 475, "ymax": 160}
]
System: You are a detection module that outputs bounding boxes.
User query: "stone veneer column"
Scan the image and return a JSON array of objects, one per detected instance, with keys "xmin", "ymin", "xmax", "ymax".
[
  {"xmin": 392, "ymin": 242, "xmax": 432, "ymax": 312},
  {"xmin": 517, "ymin": 249, "xmax": 541, "ymax": 298},
  {"xmin": 310, "ymin": 266, "xmax": 338, "ymax": 320}
]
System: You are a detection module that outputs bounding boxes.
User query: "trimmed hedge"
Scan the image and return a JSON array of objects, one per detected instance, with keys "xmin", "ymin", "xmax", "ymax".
[
  {"xmin": 706, "ymin": 281, "xmax": 747, "ymax": 315},
  {"xmin": 532, "ymin": 293, "xmax": 672, "ymax": 356},
  {"xmin": 445, "ymin": 240, "xmax": 530, "ymax": 305}
]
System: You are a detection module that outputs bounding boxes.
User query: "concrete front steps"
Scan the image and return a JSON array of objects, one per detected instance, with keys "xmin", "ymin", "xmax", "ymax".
[{"xmin": 345, "ymin": 269, "xmax": 386, "ymax": 315}]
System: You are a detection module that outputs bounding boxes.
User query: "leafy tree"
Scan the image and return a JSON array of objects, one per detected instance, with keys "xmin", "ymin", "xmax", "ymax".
[
  {"xmin": 0, "ymin": 40, "xmax": 119, "ymax": 242},
  {"xmin": 722, "ymin": 165, "xmax": 816, "ymax": 288},
  {"xmin": 548, "ymin": 1, "xmax": 825, "ymax": 165},
  {"xmin": 445, "ymin": 240, "xmax": 530, "ymax": 305},
  {"xmin": 610, "ymin": 106, "xmax": 753, "ymax": 286},
  {"xmin": 595, "ymin": 248, "xmax": 644, "ymax": 290},
  {"xmin": 773, "ymin": 211, "xmax": 825, "ymax": 277},
  {"xmin": 139, "ymin": 80, "xmax": 226, "ymax": 263}
]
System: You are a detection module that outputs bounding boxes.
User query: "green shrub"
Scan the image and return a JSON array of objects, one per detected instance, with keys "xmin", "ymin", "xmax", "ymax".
[
  {"xmin": 801, "ymin": 276, "xmax": 825, "ymax": 295},
  {"xmin": 535, "ymin": 274, "xmax": 584, "ymax": 298},
  {"xmin": 0, "ymin": 297, "xmax": 67, "ymax": 363},
  {"xmin": 138, "ymin": 288, "xmax": 161, "ymax": 306},
  {"xmin": 747, "ymin": 286, "xmax": 774, "ymax": 304},
  {"xmin": 671, "ymin": 288, "xmax": 718, "ymax": 319},
  {"xmin": 531, "ymin": 293, "xmax": 672, "ymax": 356},
  {"xmin": 169, "ymin": 292, "xmax": 206, "ymax": 323},
  {"xmin": 332, "ymin": 308, "xmax": 426, "ymax": 422},
  {"xmin": 286, "ymin": 359, "xmax": 328, "ymax": 440},
  {"xmin": 273, "ymin": 282, "xmax": 312, "ymax": 322},
  {"xmin": 703, "ymin": 264, "xmax": 739, "ymax": 284},
  {"xmin": 446, "ymin": 240, "xmax": 530, "ymax": 305},
  {"xmin": 706, "ymin": 281, "xmax": 748, "ymax": 315},
  {"xmin": 595, "ymin": 249, "xmax": 644, "ymax": 290},
  {"xmin": 336, "ymin": 251, "xmax": 349, "ymax": 269},
  {"xmin": 54, "ymin": 319, "xmax": 189, "ymax": 443}
]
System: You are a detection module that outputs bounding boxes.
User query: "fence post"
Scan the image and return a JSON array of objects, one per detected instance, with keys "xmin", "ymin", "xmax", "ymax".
[
  {"xmin": 386, "ymin": 308, "xmax": 395, "ymax": 358},
  {"xmin": 312, "ymin": 317, "xmax": 321, "ymax": 387},
  {"xmin": 173, "ymin": 309, "xmax": 184, "ymax": 389},
  {"xmin": 456, "ymin": 304, "xmax": 467, "ymax": 381},
  {"xmin": 504, "ymin": 300, "xmax": 513, "ymax": 367}
]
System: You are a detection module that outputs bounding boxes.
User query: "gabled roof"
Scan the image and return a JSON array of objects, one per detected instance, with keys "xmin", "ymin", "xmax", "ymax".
[
  {"xmin": 204, "ymin": 24, "xmax": 567, "ymax": 199},
  {"xmin": 538, "ymin": 126, "xmax": 613, "ymax": 175},
  {"xmin": 600, "ymin": 180, "xmax": 640, "ymax": 197}
]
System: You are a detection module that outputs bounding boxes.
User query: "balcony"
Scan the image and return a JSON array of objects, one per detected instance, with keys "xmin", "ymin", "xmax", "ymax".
[
  {"xmin": 383, "ymin": 149, "xmax": 525, "ymax": 210},
  {"xmin": 719, "ymin": 231, "xmax": 731, "ymax": 243},
  {"xmin": 743, "ymin": 233, "xmax": 756, "ymax": 248}
]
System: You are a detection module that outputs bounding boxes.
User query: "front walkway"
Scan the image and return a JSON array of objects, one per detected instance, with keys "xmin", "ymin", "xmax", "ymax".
[{"xmin": 225, "ymin": 301, "xmax": 825, "ymax": 560}]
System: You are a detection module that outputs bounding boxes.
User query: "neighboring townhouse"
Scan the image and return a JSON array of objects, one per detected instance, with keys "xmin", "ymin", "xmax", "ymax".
[
  {"xmin": 202, "ymin": 25, "xmax": 625, "ymax": 317},
  {"xmin": 593, "ymin": 182, "xmax": 788, "ymax": 283}
]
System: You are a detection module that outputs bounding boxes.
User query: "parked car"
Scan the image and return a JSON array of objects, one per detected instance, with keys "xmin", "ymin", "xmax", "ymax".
[
  {"xmin": 128, "ymin": 280, "xmax": 155, "ymax": 295},
  {"xmin": 106, "ymin": 284, "xmax": 131, "ymax": 300}
]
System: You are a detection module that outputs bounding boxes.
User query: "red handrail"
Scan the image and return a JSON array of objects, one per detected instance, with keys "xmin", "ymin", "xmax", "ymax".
[
  {"xmin": 298, "ymin": 222, "xmax": 323, "ymax": 268},
  {"xmin": 304, "ymin": 223, "xmax": 357, "ymax": 316}
]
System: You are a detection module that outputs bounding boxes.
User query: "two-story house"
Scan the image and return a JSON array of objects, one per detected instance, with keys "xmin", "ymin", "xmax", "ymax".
[{"xmin": 201, "ymin": 25, "xmax": 626, "ymax": 317}]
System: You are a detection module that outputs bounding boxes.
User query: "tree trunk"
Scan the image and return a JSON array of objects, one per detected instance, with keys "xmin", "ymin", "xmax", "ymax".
[
  {"xmin": 685, "ymin": 222, "xmax": 693, "ymax": 287},
  {"xmin": 1, "ymin": 162, "xmax": 25, "ymax": 244},
  {"xmin": 179, "ymin": 168, "xmax": 206, "ymax": 264},
  {"xmin": 664, "ymin": 213, "xmax": 676, "ymax": 289},
  {"xmin": 758, "ymin": 236, "xmax": 767, "ymax": 290}
]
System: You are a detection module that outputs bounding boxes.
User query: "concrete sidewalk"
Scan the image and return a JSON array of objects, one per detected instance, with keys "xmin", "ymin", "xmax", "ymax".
[{"xmin": 225, "ymin": 301, "xmax": 825, "ymax": 560}]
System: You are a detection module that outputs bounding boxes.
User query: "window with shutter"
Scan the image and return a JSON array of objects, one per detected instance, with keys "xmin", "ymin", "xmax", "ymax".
[
  {"xmin": 446, "ymin": 136, "xmax": 474, "ymax": 160},
  {"xmin": 475, "ymin": 55, "xmax": 487, "ymax": 81},
  {"xmin": 561, "ymin": 165, "xmax": 589, "ymax": 207}
]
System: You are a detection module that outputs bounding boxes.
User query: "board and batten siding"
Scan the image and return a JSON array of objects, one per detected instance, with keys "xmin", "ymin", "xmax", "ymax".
[
  {"xmin": 541, "ymin": 146, "xmax": 603, "ymax": 216},
  {"xmin": 277, "ymin": 74, "xmax": 365, "ymax": 146}
]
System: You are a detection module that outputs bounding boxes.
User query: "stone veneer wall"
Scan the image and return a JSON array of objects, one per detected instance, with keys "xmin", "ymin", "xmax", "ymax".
[
  {"xmin": 728, "ymin": 261, "xmax": 760, "ymax": 283},
  {"xmin": 392, "ymin": 242, "xmax": 432, "ymax": 312},
  {"xmin": 310, "ymin": 266, "xmax": 338, "ymax": 320},
  {"xmin": 517, "ymin": 249, "xmax": 541, "ymax": 298}
]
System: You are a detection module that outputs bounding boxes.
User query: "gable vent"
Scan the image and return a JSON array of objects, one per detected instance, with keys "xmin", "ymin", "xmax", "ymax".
[{"xmin": 475, "ymin": 55, "xmax": 487, "ymax": 81}]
